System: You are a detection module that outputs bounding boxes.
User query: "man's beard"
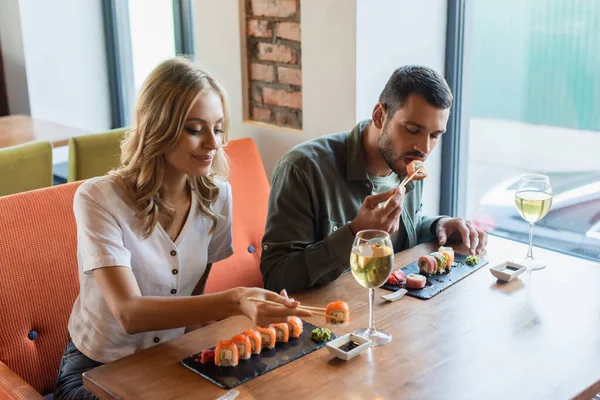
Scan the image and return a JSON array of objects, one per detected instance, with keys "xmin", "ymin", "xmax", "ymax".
[{"xmin": 377, "ymin": 122, "xmax": 405, "ymax": 177}]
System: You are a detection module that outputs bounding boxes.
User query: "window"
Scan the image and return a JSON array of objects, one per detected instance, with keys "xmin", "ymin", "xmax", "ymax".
[
  {"xmin": 103, "ymin": 0, "xmax": 194, "ymax": 128},
  {"xmin": 444, "ymin": 0, "xmax": 600, "ymax": 261}
]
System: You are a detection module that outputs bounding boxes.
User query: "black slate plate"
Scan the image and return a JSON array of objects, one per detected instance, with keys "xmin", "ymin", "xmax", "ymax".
[
  {"xmin": 181, "ymin": 321, "xmax": 336, "ymax": 389},
  {"xmin": 381, "ymin": 253, "xmax": 489, "ymax": 299}
]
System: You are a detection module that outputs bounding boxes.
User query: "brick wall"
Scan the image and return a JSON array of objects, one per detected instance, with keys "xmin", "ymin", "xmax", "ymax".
[{"xmin": 246, "ymin": 0, "xmax": 302, "ymax": 129}]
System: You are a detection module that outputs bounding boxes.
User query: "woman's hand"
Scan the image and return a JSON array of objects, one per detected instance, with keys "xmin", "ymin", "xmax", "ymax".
[{"xmin": 235, "ymin": 287, "xmax": 313, "ymax": 327}]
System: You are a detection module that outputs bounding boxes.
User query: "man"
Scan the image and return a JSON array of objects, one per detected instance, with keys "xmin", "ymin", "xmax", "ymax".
[{"xmin": 260, "ymin": 66, "xmax": 487, "ymax": 293}]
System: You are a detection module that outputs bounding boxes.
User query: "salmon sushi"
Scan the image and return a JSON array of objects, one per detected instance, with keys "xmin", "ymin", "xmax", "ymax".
[
  {"xmin": 231, "ymin": 334, "xmax": 252, "ymax": 360},
  {"xmin": 243, "ymin": 329, "xmax": 262, "ymax": 355},
  {"xmin": 438, "ymin": 246, "xmax": 455, "ymax": 271},
  {"xmin": 406, "ymin": 273, "xmax": 427, "ymax": 289},
  {"xmin": 271, "ymin": 323, "xmax": 290, "ymax": 343},
  {"xmin": 215, "ymin": 340, "xmax": 238, "ymax": 367},
  {"xmin": 418, "ymin": 255, "xmax": 437, "ymax": 275},
  {"xmin": 287, "ymin": 316, "xmax": 304, "ymax": 339},
  {"xmin": 430, "ymin": 251, "xmax": 448, "ymax": 274},
  {"xmin": 325, "ymin": 301, "xmax": 350, "ymax": 325},
  {"xmin": 256, "ymin": 326, "xmax": 277, "ymax": 349},
  {"xmin": 406, "ymin": 160, "xmax": 427, "ymax": 181}
]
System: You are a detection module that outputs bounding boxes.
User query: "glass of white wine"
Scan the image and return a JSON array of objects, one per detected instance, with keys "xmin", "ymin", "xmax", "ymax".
[
  {"xmin": 350, "ymin": 229, "xmax": 394, "ymax": 346},
  {"xmin": 514, "ymin": 174, "xmax": 553, "ymax": 270}
]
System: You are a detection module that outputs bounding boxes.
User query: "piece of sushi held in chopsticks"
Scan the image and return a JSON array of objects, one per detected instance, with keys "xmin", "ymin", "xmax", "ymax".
[
  {"xmin": 215, "ymin": 340, "xmax": 239, "ymax": 367},
  {"xmin": 406, "ymin": 160, "xmax": 428, "ymax": 181},
  {"xmin": 231, "ymin": 333, "xmax": 252, "ymax": 360},
  {"xmin": 287, "ymin": 316, "xmax": 303, "ymax": 339},
  {"xmin": 271, "ymin": 322, "xmax": 290, "ymax": 343},
  {"xmin": 325, "ymin": 301, "xmax": 350, "ymax": 325},
  {"xmin": 243, "ymin": 329, "xmax": 262, "ymax": 355},
  {"xmin": 256, "ymin": 326, "xmax": 277, "ymax": 349}
]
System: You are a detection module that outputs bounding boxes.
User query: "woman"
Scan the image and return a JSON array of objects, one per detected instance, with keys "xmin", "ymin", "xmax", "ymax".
[{"xmin": 54, "ymin": 57, "xmax": 311, "ymax": 399}]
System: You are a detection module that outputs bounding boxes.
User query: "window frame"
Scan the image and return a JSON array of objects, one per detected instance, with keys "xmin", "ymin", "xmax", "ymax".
[{"xmin": 102, "ymin": 0, "xmax": 195, "ymax": 128}]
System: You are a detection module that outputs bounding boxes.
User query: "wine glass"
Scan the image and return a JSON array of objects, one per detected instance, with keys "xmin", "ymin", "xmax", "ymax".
[
  {"xmin": 514, "ymin": 174, "xmax": 553, "ymax": 270},
  {"xmin": 350, "ymin": 229, "xmax": 394, "ymax": 346}
]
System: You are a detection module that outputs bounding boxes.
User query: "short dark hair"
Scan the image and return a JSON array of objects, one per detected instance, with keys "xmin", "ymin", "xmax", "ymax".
[{"xmin": 378, "ymin": 65, "xmax": 452, "ymax": 118}]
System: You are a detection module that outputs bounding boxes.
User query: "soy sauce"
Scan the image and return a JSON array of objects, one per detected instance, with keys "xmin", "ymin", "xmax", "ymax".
[{"xmin": 338, "ymin": 340, "xmax": 361, "ymax": 352}]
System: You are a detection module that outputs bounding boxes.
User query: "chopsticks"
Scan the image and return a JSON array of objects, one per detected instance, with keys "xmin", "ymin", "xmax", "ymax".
[
  {"xmin": 247, "ymin": 297, "xmax": 345, "ymax": 322},
  {"xmin": 380, "ymin": 166, "xmax": 423, "ymax": 208},
  {"xmin": 399, "ymin": 166, "xmax": 422, "ymax": 189}
]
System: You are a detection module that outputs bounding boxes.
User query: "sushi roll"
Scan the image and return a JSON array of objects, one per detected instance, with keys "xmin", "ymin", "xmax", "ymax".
[
  {"xmin": 215, "ymin": 340, "xmax": 239, "ymax": 367},
  {"xmin": 271, "ymin": 322, "xmax": 290, "ymax": 343},
  {"xmin": 325, "ymin": 301, "xmax": 350, "ymax": 325},
  {"xmin": 406, "ymin": 160, "xmax": 428, "ymax": 181},
  {"xmin": 243, "ymin": 329, "xmax": 262, "ymax": 355},
  {"xmin": 430, "ymin": 251, "xmax": 448, "ymax": 274},
  {"xmin": 231, "ymin": 334, "xmax": 252, "ymax": 360},
  {"xmin": 256, "ymin": 326, "xmax": 277, "ymax": 349},
  {"xmin": 406, "ymin": 273, "xmax": 427, "ymax": 289},
  {"xmin": 437, "ymin": 246, "xmax": 455, "ymax": 272},
  {"xmin": 287, "ymin": 316, "xmax": 303, "ymax": 339},
  {"xmin": 418, "ymin": 255, "xmax": 437, "ymax": 275}
]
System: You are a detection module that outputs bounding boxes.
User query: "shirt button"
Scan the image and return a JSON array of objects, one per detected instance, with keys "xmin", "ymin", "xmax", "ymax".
[
  {"xmin": 170, "ymin": 250, "xmax": 177, "ymax": 256},
  {"xmin": 171, "ymin": 289, "xmax": 177, "ymax": 294},
  {"xmin": 263, "ymin": 244, "xmax": 268, "ymax": 251},
  {"xmin": 365, "ymin": 183, "xmax": 371, "ymax": 189},
  {"xmin": 333, "ymin": 226, "xmax": 338, "ymax": 231},
  {"xmin": 172, "ymin": 269, "xmax": 178, "ymax": 275},
  {"xmin": 153, "ymin": 337, "xmax": 160, "ymax": 343}
]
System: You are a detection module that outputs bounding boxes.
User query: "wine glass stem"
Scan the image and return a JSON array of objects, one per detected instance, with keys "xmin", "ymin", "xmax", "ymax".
[
  {"xmin": 527, "ymin": 222, "xmax": 535, "ymax": 260},
  {"xmin": 368, "ymin": 288, "xmax": 375, "ymax": 334}
]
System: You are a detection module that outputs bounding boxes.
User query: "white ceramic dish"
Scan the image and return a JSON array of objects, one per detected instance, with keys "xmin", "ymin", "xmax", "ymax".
[
  {"xmin": 325, "ymin": 333, "xmax": 371, "ymax": 360},
  {"xmin": 490, "ymin": 261, "xmax": 527, "ymax": 282},
  {"xmin": 381, "ymin": 288, "xmax": 407, "ymax": 302}
]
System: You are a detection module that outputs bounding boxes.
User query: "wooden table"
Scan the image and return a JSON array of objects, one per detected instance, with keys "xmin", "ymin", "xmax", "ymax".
[
  {"xmin": 83, "ymin": 236, "xmax": 600, "ymax": 399},
  {"xmin": 0, "ymin": 115, "xmax": 89, "ymax": 149}
]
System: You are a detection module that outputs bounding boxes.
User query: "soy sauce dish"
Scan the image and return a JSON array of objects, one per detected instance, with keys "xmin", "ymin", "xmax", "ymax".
[{"xmin": 326, "ymin": 334, "xmax": 371, "ymax": 360}]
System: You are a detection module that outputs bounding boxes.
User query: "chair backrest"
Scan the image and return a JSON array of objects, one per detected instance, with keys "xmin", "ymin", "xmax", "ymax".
[
  {"xmin": 67, "ymin": 128, "xmax": 127, "ymax": 182},
  {"xmin": 205, "ymin": 138, "xmax": 269, "ymax": 292},
  {"xmin": 0, "ymin": 141, "xmax": 53, "ymax": 197},
  {"xmin": 0, "ymin": 182, "xmax": 82, "ymax": 395}
]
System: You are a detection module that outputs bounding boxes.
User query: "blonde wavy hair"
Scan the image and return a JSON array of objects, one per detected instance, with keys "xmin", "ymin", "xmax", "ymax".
[{"xmin": 110, "ymin": 57, "xmax": 230, "ymax": 238}]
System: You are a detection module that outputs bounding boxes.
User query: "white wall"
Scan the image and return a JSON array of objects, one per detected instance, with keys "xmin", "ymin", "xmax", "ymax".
[
  {"xmin": 193, "ymin": 0, "xmax": 357, "ymax": 178},
  {"xmin": 356, "ymin": 0, "xmax": 448, "ymax": 216},
  {"xmin": 16, "ymin": 0, "xmax": 111, "ymax": 131},
  {"xmin": 0, "ymin": 0, "xmax": 31, "ymax": 115}
]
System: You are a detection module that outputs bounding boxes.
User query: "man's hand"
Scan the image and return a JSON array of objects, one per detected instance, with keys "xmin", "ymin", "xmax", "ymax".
[
  {"xmin": 349, "ymin": 187, "xmax": 405, "ymax": 235},
  {"xmin": 435, "ymin": 217, "xmax": 487, "ymax": 255}
]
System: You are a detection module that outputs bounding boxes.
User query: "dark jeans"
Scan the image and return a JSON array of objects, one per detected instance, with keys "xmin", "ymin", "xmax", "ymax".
[{"xmin": 53, "ymin": 341, "xmax": 104, "ymax": 400}]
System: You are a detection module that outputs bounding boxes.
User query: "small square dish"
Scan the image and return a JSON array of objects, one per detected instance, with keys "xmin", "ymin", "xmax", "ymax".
[
  {"xmin": 325, "ymin": 333, "xmax": 370, "ymax": 361},
  {"xmin": 490, "ymin": 261, "xmax": 527, "ymax": 282}
]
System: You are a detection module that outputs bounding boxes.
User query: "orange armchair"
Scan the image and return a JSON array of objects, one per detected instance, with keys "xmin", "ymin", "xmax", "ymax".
[{"xmin": 0, "ymin": 138, "xmax": 269, "ymax": 397}]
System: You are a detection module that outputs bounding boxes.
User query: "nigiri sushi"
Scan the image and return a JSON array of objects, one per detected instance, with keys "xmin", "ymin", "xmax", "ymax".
[
  {"xmin": 287, "ymin": 316, "xmax": 303, "ymax": 339},
  {"xmin": 243, "ymin": 329, "xmax": 262, "ymax": 354},
  {"xmin": 430, "ymin": 251, "xmax": 448, "ymax": 274},
  {"xmin": 325, "ymin": 301, "xmax": 350, "ymax": 325},
  {"xmin": 406, "ymin": 160, "xmax": 428, "ymax": 181},
  {"xmin": 271, "ymin": 322, "xmax": 290, "ymax": 343},
  {"xmin": 256, "ymin": 326, "xmax": 277, "ymax": 349},
  {"xmin": 419, "ymin": 255, "xmax": 437, "ymax": 275},
  {"xmin": 406, "ymin": 273, "xmax": 427, "ymax": 289},
  {"xmin": 215, "ymin": 340, "xmax": 238, "ymax": 367},
  {"xmin": 231, "ymin": 334, "xmax": 252, "ymax": 360}
]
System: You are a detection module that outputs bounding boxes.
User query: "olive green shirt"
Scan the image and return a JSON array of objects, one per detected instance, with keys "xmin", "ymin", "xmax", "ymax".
[{"xmin": 260, "ymin": 120, "xmax": 444, "ymax": 293}]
